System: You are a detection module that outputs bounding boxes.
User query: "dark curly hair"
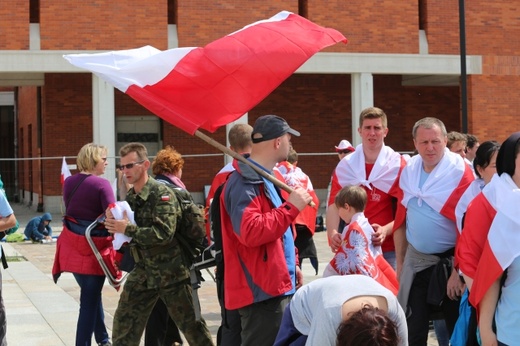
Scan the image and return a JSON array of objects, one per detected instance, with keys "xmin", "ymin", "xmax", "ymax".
[
  {"xmin": 336, "ymin": 305, "xmax": 399, "ymax": 346},
  {"xmin": 151, "ymin": 145, "xmax": 184, "ymax": 176}
]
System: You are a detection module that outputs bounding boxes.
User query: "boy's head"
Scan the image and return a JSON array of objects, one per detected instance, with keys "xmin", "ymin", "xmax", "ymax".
[{"xmin": 334, "ymin": 185, "xmax": 367, "ymax": 213}]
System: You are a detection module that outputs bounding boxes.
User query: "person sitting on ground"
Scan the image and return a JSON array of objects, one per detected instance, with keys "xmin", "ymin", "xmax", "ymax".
[
  {"xmin": 273, "ymin": 275, "xmax": 407, "ymax": 346},
  {"xmin": 323, "ymin": 185, "xmax": 398, "ymax": 295},
  {"xmin": 24, "ymin": 212, "xmax": 53, "ymax": 243}
]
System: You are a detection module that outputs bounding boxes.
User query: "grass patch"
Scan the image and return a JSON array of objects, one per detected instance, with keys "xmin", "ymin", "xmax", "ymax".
[{"xmin": 6, "ymin": 255, "xmax": 27, "ymax": 262}]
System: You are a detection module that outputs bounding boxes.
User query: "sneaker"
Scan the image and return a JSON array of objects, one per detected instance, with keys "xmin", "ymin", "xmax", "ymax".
[
  {"xmin": 41, "ymin": 239, "xmax": 51, "ymax": 244},
  {"xmin": 31, "ymin": 239, "xmax": 43, "ymax": 244},
  {"xmin": 98, "ymin": 342, "xmax": 112, "ymax": 346}
]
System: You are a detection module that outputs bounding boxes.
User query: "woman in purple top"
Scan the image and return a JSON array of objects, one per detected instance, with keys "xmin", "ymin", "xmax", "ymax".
[{"xmin": 52, "ymin": 143, "xmax": 116, "ymax": 346}]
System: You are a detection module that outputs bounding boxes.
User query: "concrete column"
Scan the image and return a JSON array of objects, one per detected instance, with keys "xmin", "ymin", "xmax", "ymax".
[
  {"xmin": 224, "ymin": 113, "xmax": 248, "ymax": 165},
  {"xmin": 350, "ymin": 73, "xmax": 374, "ymax": 146},
  {"xmin": 92, "ymin": 74, "xmax": 116, "ymax": 182}
]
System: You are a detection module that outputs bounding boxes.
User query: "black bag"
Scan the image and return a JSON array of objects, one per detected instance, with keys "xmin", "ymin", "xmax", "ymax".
[{"xmin": 192, "ymin": 173, "xmax": 232, "ymax": 273}]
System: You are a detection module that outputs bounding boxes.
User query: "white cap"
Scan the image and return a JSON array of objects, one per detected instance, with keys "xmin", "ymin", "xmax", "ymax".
[{"xmin": 335, "ymin": 139, "xmax": 355, "ymax": 152}]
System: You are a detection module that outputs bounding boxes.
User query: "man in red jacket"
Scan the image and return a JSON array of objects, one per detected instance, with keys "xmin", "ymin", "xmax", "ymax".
[{"xmin": 220, "ymin": 115, "xmax": 312, "ymax": 346}]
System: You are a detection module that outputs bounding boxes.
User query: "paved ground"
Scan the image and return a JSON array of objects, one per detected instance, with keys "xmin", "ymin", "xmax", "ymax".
[{"xmin": 2, "ymin": 202, "xmax": 439, "ymax": 345}]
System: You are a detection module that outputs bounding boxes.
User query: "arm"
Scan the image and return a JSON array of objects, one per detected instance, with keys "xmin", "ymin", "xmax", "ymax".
[
  {"xmin": 0, "ymin": 213, "xmax": 16, "ymax": 232},
  {"xmin": 371, "ymin": 220, "xmax": 393, "ymax": 247},
  {"xmin": 326, "ymin": 204, "xmax": 342, "ymax": 252},
  {"xmin": 462, "ymin": 274, "xmax": 474, "ymax": 291},
  {"xmin": 228, "ymin": 182, "xmax": 308, "ymax": 247},
  {"xmin": 106, "ymin": 186, "xmax": 178, "ymax": 247},
  {"xmin": 393, "ymin": 224, "xmax": 407, "ymax": 279},
  {"xmin": 446, "ymin": 267, "xmax": 465, "ymax": 300},
  {"xmin": 478, "ymin": 277, "xmax": 501, "ymax": 346}
]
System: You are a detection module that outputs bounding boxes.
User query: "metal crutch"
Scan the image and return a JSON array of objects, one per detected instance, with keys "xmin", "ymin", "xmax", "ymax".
[{"xmin": 85, "ymin": 215, "xmax": 129, "ymax": 289}]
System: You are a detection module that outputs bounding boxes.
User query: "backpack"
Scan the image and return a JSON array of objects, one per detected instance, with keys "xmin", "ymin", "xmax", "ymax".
[
  {"xmin": 192, "ymin": 177, "xmax": 228, "ymax": 274},
  {"xmin": 209, "ymin": 182, "xmax": 225, "ymax": 279},
  {"xmin": 168, "ymin": 185, "xmax": 207, "ymax": 266}
]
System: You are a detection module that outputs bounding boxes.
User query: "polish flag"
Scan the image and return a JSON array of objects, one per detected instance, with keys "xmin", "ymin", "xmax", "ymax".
[
  {"xmin": 61, "ymin": 157, "xmax": 72, "ymax": 185},
  {"xmin": 63, "ymin": 11, "xmax": 347, "ymax": 135},
  {"xmin": 469, "ymin": 174, "xmax": 520, "ymax": 311},
  {"xmin": 276, "ymin": 161, "xmax": 319, "ymax": 234}
]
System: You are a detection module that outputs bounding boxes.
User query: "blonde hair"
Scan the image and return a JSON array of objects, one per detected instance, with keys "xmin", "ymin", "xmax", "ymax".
[
  {"xmin": 152, "ymin": 145, "xmax": 184, "ymax": 176},
  {"xmin": 359, "ymin": 107, "xmax": 388, "ymax": 129},
  {"xmin": 76, "ymin": 143, "xmax": 107, "ymax": 172}
]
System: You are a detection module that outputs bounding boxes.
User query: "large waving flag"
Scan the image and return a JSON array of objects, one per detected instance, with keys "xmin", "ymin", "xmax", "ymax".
[
  {"xmin": 61, "ymin": 156, "xmax": 72, "ymax": 185},
  {"xmin": 64, "ymin": 11, "xmax": 347, "ymax": 135}
]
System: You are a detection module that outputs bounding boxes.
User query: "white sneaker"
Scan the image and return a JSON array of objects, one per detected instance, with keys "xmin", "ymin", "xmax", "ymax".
[{"xmin": 41, "ymin": 239, "xmax": 51, "ymax": 244}]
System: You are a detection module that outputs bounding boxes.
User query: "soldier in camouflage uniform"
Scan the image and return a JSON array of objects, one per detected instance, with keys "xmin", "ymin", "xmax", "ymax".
[{"xmin": 105, "ymin": 142, "xmax": 213, "ymax": 346}]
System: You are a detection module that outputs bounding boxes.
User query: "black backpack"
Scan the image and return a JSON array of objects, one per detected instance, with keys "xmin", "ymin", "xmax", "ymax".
[
  {"xmin": 209, "ymin": 182, "xmax": 225, "ymax": 279},
  {"xmin": 192, "ymin": 176, "xmax": 230, "ymax": 275}
]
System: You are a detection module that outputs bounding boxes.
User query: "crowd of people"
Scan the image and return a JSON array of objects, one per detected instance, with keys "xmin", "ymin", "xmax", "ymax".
[{"xmin": 2, "ymin": 107, "xmax": 519, "ymax": 346}]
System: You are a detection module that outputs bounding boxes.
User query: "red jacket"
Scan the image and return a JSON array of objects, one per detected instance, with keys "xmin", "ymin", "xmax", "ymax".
[
  {"xmin": 221, "ymin": 158, "xmax": 300, "ymax": 310},
  {"xmin": 52, "ymin": 221, "xmax": 120, "ymax": 282}
]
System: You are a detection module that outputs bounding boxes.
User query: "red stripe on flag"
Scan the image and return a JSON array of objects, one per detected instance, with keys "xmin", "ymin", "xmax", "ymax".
[
  {"xmin": 469, "ymin": 240, "xmax": 503, "ymax": 310},
  {"xmin": 125, "ymin": 12, "xmax": 346, "ymax": 134}
]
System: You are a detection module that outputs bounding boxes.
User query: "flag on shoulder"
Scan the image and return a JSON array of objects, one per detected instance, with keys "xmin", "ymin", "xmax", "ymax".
[
  {"xmin": 61, "ymin": 157, "xmax": 72, "ymax": 185},
  {"xmin": 64, "ymin": 11, "xmax": 347, "ymax": 135}
]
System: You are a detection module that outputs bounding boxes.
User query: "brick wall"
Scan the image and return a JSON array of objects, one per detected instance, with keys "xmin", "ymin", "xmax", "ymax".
[
  {"xmin": 16, "ymin": 86, "xmax": 39, "ymax": 194},
  {"xmin": 39, "ymin": 0, "xmax": 168, "ymax": 50},
  {"xmin": 0, "ymin": 0, "xmax": 29, "ymax": 49},
  {"xmin": 177, "ymin": 1, "xmax": 299, "ymax": 47},
  {"xmin": 308, "ymin": 0, "xmax": 418, "ymax": 54},
  {"xmin": 467, "ymin": 74, "xmax": 520, "ymax": 143}
]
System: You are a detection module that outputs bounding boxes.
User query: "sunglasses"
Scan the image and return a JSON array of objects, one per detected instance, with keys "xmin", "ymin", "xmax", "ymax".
[
  {"xmin": 118, "ymin": 160, "xmax": 145, "ymax": 170},
  {"xmin": 338, "ymin": 150, "xmax": 351, "ymax": 154}
]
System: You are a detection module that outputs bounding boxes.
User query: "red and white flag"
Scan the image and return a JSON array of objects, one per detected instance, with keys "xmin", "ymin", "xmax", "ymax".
[
  {"xmin": 276, "ymin": 161, "xmax": 319, "ymax": 233},
  {"xmin": 469, "ymin": 174, "xmax": 520, "ymax": 310},
  {"xmin": 63, "ymin": 11, "xmax": 347, "ymax": 135},
  {"xmin": 61, "ymin": 156, "xmax": 71, "ymax": 185}
]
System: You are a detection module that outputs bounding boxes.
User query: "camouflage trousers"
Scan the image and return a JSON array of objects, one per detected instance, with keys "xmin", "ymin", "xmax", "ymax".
[{"xmin": 112, "ymin": 277, "xmax": 213, "ymax": 346}]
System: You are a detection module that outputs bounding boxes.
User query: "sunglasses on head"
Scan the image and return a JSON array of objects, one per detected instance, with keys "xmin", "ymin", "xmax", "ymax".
[{"xmin": 118, "ymin": 160, "xmax": 145, "ymax": 170}]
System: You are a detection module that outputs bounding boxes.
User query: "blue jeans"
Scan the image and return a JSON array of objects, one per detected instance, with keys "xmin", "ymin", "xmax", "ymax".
[
  {"xmin": 383, "ymin": 250, "xmax": 397, "ymax": 270},
  {"xmin": 73, "ymin": 273, "xmax": 109, "ymax": 346}
]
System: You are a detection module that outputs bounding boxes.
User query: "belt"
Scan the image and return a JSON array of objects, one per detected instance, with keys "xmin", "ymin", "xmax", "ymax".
[{"xmin": 130, "ymin": 238, "xmax": 178, "ymax": 262}]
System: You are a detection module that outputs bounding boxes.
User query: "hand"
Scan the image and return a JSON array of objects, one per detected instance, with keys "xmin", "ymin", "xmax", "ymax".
[
  {"xmin": 329, "ymin": 232, "xmax": 342, "ymax": 252},
  {"xmin": 447, "ymin": 269, "xmax": 465, "ymax": 300},
  {"xmin": 287, "ymin": 187, "xmax": 312, "ymax": 211},
  {"xmin": 371, "ymin": 223, "xmax": 387, "ymax": 246},
  {"xmin": 296, "ymin": 266, "xmax": 304, "ymax": 289},
  {"xmin": 104, "ymin": 210, "xmax": 129, "ymax": 234},
  {"xmin": 479, "ymin": 327, "xmax": 498, "ymax": 346}
]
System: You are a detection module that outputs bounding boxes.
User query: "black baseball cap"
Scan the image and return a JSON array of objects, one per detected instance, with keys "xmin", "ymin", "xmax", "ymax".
[{"xmin": 251, "ymin": 115, "xmax": 300, "ymax": 143}]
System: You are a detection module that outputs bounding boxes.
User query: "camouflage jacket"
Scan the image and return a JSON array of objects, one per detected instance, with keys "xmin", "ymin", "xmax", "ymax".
[{"xmin": 125, "ymin": 177, "xmax": 189, "ymax": 288}]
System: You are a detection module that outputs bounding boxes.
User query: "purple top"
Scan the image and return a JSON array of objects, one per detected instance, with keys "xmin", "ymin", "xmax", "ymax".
[{"xmin": 63, "ymin": 173, "xmax": 115, "ymax": 221}]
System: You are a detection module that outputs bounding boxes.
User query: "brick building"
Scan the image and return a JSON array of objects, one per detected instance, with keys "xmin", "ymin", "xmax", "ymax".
[{"xmin": 0, "ymin": 0, "xmax": 517, "ymax": 213}]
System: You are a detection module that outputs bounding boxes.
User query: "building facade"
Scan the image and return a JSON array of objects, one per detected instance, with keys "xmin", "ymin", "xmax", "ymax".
[{"xmin": 0, "ymin": 0, "xmax": 517, "ymax": 212}]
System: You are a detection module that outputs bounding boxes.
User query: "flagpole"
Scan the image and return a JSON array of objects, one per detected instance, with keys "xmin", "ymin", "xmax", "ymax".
[{"xmin": 195, "ymin": 130, "xmax": 315, "ymax": 207}]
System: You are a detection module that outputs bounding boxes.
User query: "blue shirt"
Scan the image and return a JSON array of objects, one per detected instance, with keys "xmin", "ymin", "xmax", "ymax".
[
  {"xmin": 0, "ymin": 192, "xmax": 14, "ymax": 257},
  {"xmin": 406, "ymin": 169, "xmax": 457, "ymax": 254},
  {"xmin": 262, "ymin": 176, "xmax": 296, "ymax": 296},
  {"xmin": 496, "ymin": 256, "xmax": 520, "ymax": 345}
]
